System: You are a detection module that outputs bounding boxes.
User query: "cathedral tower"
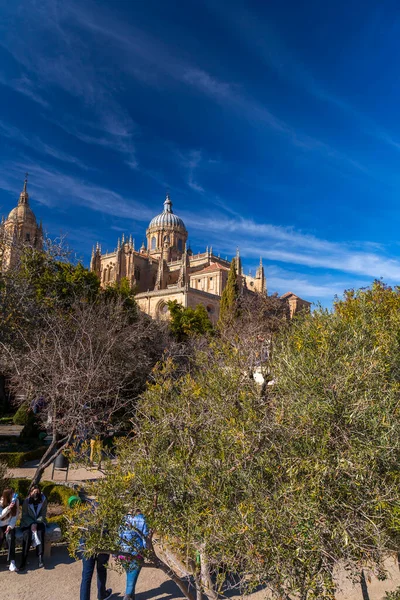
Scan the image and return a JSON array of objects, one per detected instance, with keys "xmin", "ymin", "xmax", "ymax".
[{"xmin": 0, "ymin": 176, "xmax": 43, "ymax": 271}]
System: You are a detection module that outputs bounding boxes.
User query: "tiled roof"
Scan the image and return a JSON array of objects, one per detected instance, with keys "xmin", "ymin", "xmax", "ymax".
[{"xmin": 190, "ymin": 262, "xmax": 229, "ymax": 276}]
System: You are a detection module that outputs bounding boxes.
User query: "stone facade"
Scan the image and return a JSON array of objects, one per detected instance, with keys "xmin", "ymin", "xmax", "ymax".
[
  {"xmin": 0, "ymin": 177, "xmax": 43, "ymax": 271},
  {"xmin": 0, "ymin": 183, "xmax": 311, "ymax": 320},
  {"xmin": 280, "ymin": 291, "xmax": 312, "ymax": 318},
  {"xmin": 91, "ymin": 194, "xmax": 310, "ymax": 322}
]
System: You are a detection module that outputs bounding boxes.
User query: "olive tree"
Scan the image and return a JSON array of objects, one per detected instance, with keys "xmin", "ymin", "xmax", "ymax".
[{"xmin": 69, "ymin": 281, "xmax": 400, "ymax": 600}]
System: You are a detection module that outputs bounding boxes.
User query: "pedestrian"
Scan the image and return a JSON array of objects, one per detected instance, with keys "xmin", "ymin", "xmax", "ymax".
[
  {"xmin": 0, "ymin": 487, "xmax": 19, "ymax": 572},
  {"xmin": 19, "ymin": 484, "xmax": 47, "ymax": 570},
  {"xmin": 80, "ymin": 552, "xmax": 112, "ymax": 600},
  {"xmin": 118, "ymin": 508, "xmax": 149, "ymax": 600},
  {"xmin": 79, "ymin": 498, "xmax": 112, "ymax": 600}
]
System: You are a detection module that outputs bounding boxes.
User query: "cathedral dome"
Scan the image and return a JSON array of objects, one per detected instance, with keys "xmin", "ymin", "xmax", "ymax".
[
  {"xmin": 6, "ymin": 182, "xmax": 37, "ymax": 226},
  {"xmin": 7, "ymin": 204, "xmax": 37, "ymax": 225},
  {"xmin": 148, "ymin": 195, "xmax": 186, "ymax": 231}
]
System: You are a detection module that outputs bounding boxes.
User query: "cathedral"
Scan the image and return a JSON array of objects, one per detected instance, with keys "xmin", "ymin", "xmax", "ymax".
[
  {"xmin": 1, "ymin": 180, "xmax": 310, "ymax": 321},
  {"xmin": 90, "ymin": 194, "xmax": 310, "ymax": 321}
]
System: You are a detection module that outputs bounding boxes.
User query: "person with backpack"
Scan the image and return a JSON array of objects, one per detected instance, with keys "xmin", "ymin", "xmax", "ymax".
[{"xmin": 118, "ymin": 508, "xmax": 149, "ymax": 600}]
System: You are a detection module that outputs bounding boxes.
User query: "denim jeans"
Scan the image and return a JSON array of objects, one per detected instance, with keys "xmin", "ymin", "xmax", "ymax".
[
  {"xmin": 125, "ymin": 564, "xmax": 142, "ymax": 598},
  {"xmin": 80, "ymin": 553, "xmax": 109, "ymax": 600}
]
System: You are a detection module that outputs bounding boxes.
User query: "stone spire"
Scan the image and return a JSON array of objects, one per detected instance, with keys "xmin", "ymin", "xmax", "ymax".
[
  {"xmin": 18, "ymin": 173, "xmax": 29, "ymax": 206},
  {"xmin": 177, "ymin": 242, "xmax": 190, "ymax": 288},
  {"xmin": 235, "ymin": 247, "xmax": 242, "ymax": 275},
  {"xmin": 256, "ymin": 256, "xmax": 266, "ymax": 295}
]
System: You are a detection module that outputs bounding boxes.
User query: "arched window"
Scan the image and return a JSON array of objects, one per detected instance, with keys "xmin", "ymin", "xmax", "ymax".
[
  {"xmin": 151, "ymin": 237, "xmax": 156, "ymax": 250},
  {"xmin": 177, "ymin": 239, "xmax": 183, "ymax": 252}
]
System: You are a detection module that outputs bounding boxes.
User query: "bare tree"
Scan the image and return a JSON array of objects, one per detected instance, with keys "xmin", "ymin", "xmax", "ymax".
[{"xmin": 4, "ymin": 296, "xmax": 167, "ymax": 485}]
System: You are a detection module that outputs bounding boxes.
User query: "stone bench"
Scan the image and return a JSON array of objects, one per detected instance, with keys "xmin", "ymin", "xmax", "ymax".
[{"xmin": 15, "ymin": 523, "xmax": 62, "ymax": 558}]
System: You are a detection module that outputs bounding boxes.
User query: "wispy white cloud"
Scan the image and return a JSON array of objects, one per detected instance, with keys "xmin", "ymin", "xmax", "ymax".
[
  {"xmin": 267, "ymin": 275, "xmax": 341, "ymax": 300},
  {"xmin": 18, "ymin": 0, "xmax": 368, "ymax": 176},
  {"xmin": 0, "ymin": 72, "xmax": 49, "ymax": 108},
  {"xmin": 0, "ymin": 2, "xmax": 138, "ymax": 168},
  {"xmin": 0, "ymin": 120, "xmax": 89, "ymax": 170},
  {"xmin": 177, "ymin": 149, "xmax": 205, "ymax": 193},
  {"xmin": 0, "ymin": 160, "xmax": 154, "ymax": 221},
  {"xmin": 208, "ymin": 2, "xmax": 400, "ymax": 159},
  {"xmin": 181, "ymin": 209, "xmax": 400, "ymax": 283}
]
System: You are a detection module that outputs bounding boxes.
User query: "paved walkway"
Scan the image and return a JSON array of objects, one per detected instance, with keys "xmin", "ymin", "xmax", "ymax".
[
  {"xmin": 1, "ymin": 546, "xmax": 400, "ymax": 600},
  {"xmin": 8, "ymin": 459, "xmax": 104, "ymax": 484},
  {"xmin": 0, "ymin": 423, "xmax": 23, "ymax": 437}
]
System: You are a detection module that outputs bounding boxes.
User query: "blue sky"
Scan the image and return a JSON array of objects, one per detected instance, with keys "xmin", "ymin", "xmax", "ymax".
[{"xmin": 1, "ymin": 0, "xmax": 400, "ymax": 305}]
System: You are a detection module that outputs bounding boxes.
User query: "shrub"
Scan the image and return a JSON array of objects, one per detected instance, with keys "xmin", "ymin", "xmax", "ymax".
[
  {"xmin": 0, "ymin": 446, "xmax": 46, "ymax": 467},
  {"xmin": 47, "ymin": 514, "xmax": 67, "ymax": 538},
  {"xmin": 13, "ymin": 404, "xmax": 31, "ymax": 426},
  {"xmin": 10, "ymin": 478, "xmax": 75, "ymax": 507},
  {"xmin": 0, "ymin": 459, "xmax": 9, "ymax": 491},
  {"xmin": 13, "ymin": 404, "xmax": 40, "ymax": 439},
  {"xmin": 0, "ymin": 416, "xmax": 14, "ymax": 424},
  {"xmin": 385, "ymin": 588, "xmax": 400, "ymax": 600},
  {"xmin": 42, "ymin": 483, "xmax": 72, "ymax": 506},
  {"xmin": 10, "ymin": 478, "xmax": 31, "ymax": 498}
]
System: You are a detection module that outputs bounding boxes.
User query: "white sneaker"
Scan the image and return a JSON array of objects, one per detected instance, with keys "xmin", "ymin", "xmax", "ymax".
[{"xmin": 9, "ymin": 560, "xmax": 18, "ymax": 572}]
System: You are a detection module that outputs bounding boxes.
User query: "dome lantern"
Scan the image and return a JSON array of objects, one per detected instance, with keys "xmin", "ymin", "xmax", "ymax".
[{"xmin": 146, "ymin": 193, "xmax": 188, "ymax": 260}]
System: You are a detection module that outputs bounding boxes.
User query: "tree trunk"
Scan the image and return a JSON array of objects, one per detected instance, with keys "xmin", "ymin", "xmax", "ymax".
[
  {"xmin": 147, "ymin": 536, "xmax": 197, "ymax": 600},
  {"xmin": 30, "ymin": 432, "xmax": 73, "ymax": 486},
  {"xmin": 199, "ymin": 551, "xmax": 218, "ymax": 600}
]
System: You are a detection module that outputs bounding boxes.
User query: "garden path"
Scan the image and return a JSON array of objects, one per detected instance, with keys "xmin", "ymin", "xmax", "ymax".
[{"xmin": 1, "ymin": 546, "xmax": 400, "ymax": 600}]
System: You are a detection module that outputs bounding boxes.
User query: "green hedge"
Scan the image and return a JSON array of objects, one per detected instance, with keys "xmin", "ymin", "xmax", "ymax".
[
  {"xmin": 0, "ymin": 446, "xmax": 47, "ymax": 467},
  {"xmin": 0, "ymin": 416, "xmax": 14, "ymax": 424},
  {"xmin": 10, "ymin": 478, "xmax": 75, "ymax": 507},
  {"xmin": 47, "ymin": 514, "xmax": 67, "ymax": 538}
]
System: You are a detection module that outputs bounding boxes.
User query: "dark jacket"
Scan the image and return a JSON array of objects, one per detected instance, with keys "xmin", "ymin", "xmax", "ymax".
[{"xmin": 20, "ymin": 494, "xmax": 48, "ymax": 528}]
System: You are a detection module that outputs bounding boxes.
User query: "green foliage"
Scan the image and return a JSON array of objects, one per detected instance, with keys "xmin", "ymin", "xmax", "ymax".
[
  {"xmin": 13, "ymin": 403, "xmax": 40, "ymax": 439},
  {"xmin": 218, "ymin": 258, "xmax": 239, "ymax": 328},
  {"xmin": 168, "ymin": 300, "xmax": 213, "ymax": 341},
  {"xmin": 0, "ymin": 416, "xmax": 14, "ymax": 424},
  {"xmin": 385, "ymin": 587, "xmax": 400, "ymax": 600},
  {"xmin": 69, "ymin": 281, "xmax": 400, "ymax": 600},
  {"xmin": 41, "ymin": 483, "xmax": 74, "ymax": 506},
  {"xmin": 102, "ymin": 277, "xmax": 137, "ymax": 318},
  {"xmin": 0, "ymin": 446, "xmax": 46, "ymax": 467},
  {"xmin": 9, "ymin": 478, "xmax": 31, "ymax": 498},
  {"xmin": 19, "ymin": 249, "xmax": 100, "ymax": 306},
  {"xmin": 13, "ymin": 404, "xmax": 31, "ymax": 425},
  {"xmin": 68, "ymin": 344, "xmax": 276, "ymax": 597},
  {"xmin": 9, "ymin": 478, "xmax": 73, "ymax": 507},
  {"xmin": 0, "ymin": 460, "xmax": 9, "ymax": 492},
  {"xmin": 267, "ymin": 280, "xmax": 400, "ymax": 595}
]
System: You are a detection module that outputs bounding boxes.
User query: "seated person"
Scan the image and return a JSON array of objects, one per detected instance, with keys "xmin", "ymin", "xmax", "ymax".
[
  {"xmin": 19, "ymin": 484, "xmax": 47, "ymax": 570},
  {"xmin": 0, "ymin": 487, "xmax": 19, "ymax": 572}
]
